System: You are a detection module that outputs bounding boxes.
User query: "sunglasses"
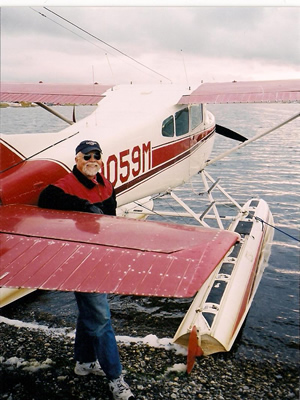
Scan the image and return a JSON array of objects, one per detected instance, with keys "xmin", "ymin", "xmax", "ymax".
[{"xmin": 83, "ymin": 153, "xmax": 101, "ymax": 161}]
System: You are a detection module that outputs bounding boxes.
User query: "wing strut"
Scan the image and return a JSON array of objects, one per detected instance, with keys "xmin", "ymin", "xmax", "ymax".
[
  {"xmin": 36, "ymin": 102, "xmax": 74, "ymax": 125},
  {"xmin": 206, "ymin": 111, "xmax": 300, "ymax": 167}
]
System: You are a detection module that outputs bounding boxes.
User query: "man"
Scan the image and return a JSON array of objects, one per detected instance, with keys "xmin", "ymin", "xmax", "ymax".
[{"xmin": 38, "ymin": 140, "xmax": 134, "ymax": 400}]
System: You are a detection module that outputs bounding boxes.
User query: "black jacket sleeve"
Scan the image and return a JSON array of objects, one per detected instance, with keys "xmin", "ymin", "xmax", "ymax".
[{"xmin": 38, "ymin": 184, "xmax": 97, "ymax": 212}]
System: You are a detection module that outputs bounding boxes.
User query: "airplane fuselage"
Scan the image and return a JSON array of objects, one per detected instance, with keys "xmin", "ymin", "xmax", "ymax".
[{"xmin": 1, "ymin": 84, "xmax": 216, "ymax": 206}]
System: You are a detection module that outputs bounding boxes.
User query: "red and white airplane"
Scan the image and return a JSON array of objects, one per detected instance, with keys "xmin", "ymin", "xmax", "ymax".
[{"xmin": 1, "ymin": 79, "xmax": 299, "ymax": 372}]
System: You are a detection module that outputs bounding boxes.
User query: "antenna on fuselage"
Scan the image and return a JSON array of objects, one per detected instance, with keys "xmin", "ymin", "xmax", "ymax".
[
  {"xmin": 105, "ymin": 53, "xmax": 117, "ymax": 87},
  {"xmin": 181, "ymin": 49, "xmax": 191, "ymax": 91}
]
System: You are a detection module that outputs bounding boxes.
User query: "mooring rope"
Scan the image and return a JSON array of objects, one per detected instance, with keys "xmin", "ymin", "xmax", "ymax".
[
  {"xmin": 134, "ymin": 197, "xmax": 300, "ymax": 243},
  {"xmin": 255, "ymin": 216, "xmax": 300, "ymax": 243}
]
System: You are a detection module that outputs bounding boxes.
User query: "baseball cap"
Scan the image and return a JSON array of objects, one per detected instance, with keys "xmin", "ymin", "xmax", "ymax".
[{"xmin": 76, "ymin": 140, "xmax": 102, "ymax": 154}]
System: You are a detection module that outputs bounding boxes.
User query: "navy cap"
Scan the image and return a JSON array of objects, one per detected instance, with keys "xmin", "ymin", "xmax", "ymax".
[{"xmin": 76, "ymin": 140, "xmax": 102, "ymax": 154}]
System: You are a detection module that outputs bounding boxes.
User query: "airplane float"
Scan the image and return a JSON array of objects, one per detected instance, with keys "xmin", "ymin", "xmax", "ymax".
[{"xmin": 1, "ymin": 79, "xmax": 299, "ymax": 373}]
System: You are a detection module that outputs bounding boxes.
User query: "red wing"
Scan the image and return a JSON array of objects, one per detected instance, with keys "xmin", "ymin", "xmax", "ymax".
[
  {"xmin": 0, "ymin": 205, "xmax": 239, "ymax": 298},
  {"xmin": 178, "ymin": 79, "xmax": 300, "ymax": 104},
  {"xmin": 0, "ymin": 82, "xmax": 113, "ymax": 105}
]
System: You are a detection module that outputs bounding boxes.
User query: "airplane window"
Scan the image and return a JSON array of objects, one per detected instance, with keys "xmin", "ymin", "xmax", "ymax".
[
  {"xmin": 175, "ymin": 108, "xmax": 189, "ymax": 136},
  {"xmin": 191, "ymin": 104, "xmax": 203, "ymax": 130},
  {"xmin": 162, "ymin": 115, "xmax": 174, "ymax": 137}
]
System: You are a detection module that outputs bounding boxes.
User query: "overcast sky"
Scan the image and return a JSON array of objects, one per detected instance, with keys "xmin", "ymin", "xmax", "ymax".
[{"xmin": 1, "ymin": 6, "xmax": 299, "ymax": 86}]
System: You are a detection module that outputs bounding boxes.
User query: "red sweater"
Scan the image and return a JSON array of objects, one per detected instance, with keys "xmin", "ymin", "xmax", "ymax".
[{"xmin": 38, "ymin": 166, "xmax": 117, "ymax": 216}]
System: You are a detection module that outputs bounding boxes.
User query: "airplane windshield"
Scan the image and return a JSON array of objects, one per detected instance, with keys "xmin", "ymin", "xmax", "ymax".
[
  {"xmin": 162, "ymin": 106, "xmax": 199, "ymax": 138},
  {"xmin": 162, "ymin": 115, "xmax": 174, "ymax": 137},
  {"xmin": 175, "ymin": 108, "xmax": 189, "ymax": 136},
  {"xmin": 191, "ymin": 104, "xmax": 203, "ymax": 130}
]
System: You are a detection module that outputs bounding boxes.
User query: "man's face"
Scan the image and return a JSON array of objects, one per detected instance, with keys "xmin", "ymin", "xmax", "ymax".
[{"xmin": 75, "ymin": 151, "xmax": 103, "ymax": 178}]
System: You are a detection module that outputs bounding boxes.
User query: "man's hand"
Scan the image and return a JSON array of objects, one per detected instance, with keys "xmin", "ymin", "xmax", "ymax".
[{"xmin": 84, "ymin": 203, "xmax": 104, "ymax": 214}]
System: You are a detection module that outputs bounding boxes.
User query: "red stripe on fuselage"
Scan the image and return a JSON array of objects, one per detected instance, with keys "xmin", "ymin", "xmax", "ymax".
[
  {"xmin": 115, "ymin": 127, "xmax": 215, "ymax": 195},
  {"xmin": 152, "ymin": 128, "xmax": 213, "ymax": 168},
  {"xmin": 0, "ymin": 141, "xmax": 25, "ymax": 173},
  {"xmin": 0, "ymin": 141, "xmax": 70, "ymax": 205}
]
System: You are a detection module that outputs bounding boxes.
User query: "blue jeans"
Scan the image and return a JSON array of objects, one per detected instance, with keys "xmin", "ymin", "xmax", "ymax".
[{"xmin": 74, "ymin": 292, "xmax": 122, "ymax": 380}]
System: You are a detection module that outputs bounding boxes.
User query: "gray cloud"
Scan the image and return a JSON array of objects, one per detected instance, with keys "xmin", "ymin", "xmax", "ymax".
[{"xmin": 1, "ymin": 6, "xmax": 299, "ymax": 84}]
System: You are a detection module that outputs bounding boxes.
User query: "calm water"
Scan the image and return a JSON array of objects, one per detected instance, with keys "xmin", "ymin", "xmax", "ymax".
[{"xmin": 1, "ymin": 103, "xmax": 299, "ymax": 365}]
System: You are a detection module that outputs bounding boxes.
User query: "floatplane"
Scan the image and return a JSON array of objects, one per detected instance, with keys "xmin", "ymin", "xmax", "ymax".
[{"xmin": 1, "ymin": 80, "xmax": 299, "ymax": 373}]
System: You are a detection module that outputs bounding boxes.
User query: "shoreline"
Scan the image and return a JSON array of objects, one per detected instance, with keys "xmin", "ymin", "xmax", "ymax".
[{"xmin": 0, "ymin": 322, "xmax": 299, "ymax": 400}]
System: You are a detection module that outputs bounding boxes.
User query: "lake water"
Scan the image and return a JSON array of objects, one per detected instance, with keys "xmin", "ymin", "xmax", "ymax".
[{"xmin": 1, "ymin": 102, "xmax": 299, "ymax": 366}]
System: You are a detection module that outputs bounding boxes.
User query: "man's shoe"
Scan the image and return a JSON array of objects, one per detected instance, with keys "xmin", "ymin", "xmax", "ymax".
[
  {"xmin": 108, "ymin": 375, "xmax": 134, "ymax": 400},
  {"xmin": 74, "ymin": 360, "xmax": 105, "ymax": 376}
]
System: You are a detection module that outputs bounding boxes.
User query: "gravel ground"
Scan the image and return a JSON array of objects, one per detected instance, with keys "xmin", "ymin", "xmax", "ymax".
[{"xmin": 0, "ymin": 323, "xmax": 299, "ymax": 400}]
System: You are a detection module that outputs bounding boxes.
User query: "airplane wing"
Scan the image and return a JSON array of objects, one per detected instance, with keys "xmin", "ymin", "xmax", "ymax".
[
  {"xmin": 178, "ymin": 79, "xmax": 300, "ymax": 104},
  {"xmin": 2, "ymin": 80, "xmax": 299, "ymax": 105},
  {"xmin": 0, "ymin": 204, "xmax": 239, "ymax": 298},
  {"xmin": 0, "ymin": 82, "xmax": 113, "ymax": 105}
]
